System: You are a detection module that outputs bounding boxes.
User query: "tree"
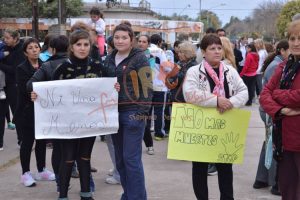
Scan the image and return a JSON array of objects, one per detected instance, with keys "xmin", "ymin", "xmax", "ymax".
[
  {"xmin": 196, "ymin": 10, "xmax": 221, "ymax": 31},
  {"xmin": 223, "ymin": 0, "xmax": 284, "ymax": 41},
  {"xmin": 0, "ymin": 0, "xmax": 31, "ymax": 17},
  {"xmin": 0, "ymin": 0, "xmax": 83, "ymax": 18},
  {"xmin": 39, "ymin": 0, "xmax": 84, "ymax": 18},
  {"xmin": 251, "ymin": 0, "xmax": 283, "ymax": 40},
  {"xmin": 157, "ymin": 12, "xmax": 194, "ymax": 21},
  {"xmin": 277, "ymin": 0, "xmax": 300, "ymax": 37}
]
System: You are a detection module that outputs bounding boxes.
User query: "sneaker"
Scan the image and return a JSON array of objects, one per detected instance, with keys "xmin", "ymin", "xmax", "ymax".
[
  {"xmin": 207, "ymin": 164, "xmax": 218, "ymax": 176},
  {"xmin": 0, "ymin": 90, "xmax": 6, "ymax": 100},
  {"xmin": 21, "ymin": 171, "xmax": 36, "ymax": 187},
  {"xmin": 35, "ymin": 168, "xmax": 55, "ymax": 181},
  {"xmin": 7, "ymin": 122, "xmax": 15, "ymax": 130},
  {"xmin": 0, "ymin": 146, "xmax": 3, "ymax": 151},
  {"xmin": 81, "ymin": 197, "xmax": 94, "ymax": 200},
  {"xmin": 271, "ymin": 185, "xmax": 281, "ymax": 196},
  {"xmin": 154, "ymin": 136, "xmax": 164, "ymax": 141},
  {"xmin": 91, "ymin": 167, "xmax": 98, "ymax": 173},
  {"xmin": 147, "ymin": 147, "xmax": 154, "ymax": 155},
  {"xmin": 105, "ymin": 177, "xmax": 120, "ymax": 185},
  {"xmin": 107, "ymin": 168, "xmax": 114, "ymax": 176},
  {"xmin": 253, "ymin": 180, "xmax": 269, "ymax": 189}
]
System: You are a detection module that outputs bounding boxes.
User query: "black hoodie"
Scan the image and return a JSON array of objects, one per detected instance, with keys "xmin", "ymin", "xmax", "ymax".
[
  {"xmin": 0, "ymin": 39, "xmax": 26, "ymax": 85},
  {"xmin": 104, "ymin": 48, "xmax": 153, "ymax": 114}
]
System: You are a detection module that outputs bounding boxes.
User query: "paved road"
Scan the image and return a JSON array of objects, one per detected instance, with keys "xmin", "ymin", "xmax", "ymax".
[{"xmin": 0, "ymin": 105, "xmax": 281, "ymax": 200}]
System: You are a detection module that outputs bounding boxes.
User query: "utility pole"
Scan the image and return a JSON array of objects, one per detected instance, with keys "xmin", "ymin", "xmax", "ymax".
[
  {"xmin": 32, "ymin": 0, "xmax": 39, "ymax": 39},
  {"xmin": 199, "ymin": 0, "xmax": 202, "ymax": 41}
]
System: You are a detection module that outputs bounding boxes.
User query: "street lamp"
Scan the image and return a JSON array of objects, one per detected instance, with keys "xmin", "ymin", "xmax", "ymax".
[{"xmin": 179, "ymin": 4, "xmax": 191, "ymax": 16}]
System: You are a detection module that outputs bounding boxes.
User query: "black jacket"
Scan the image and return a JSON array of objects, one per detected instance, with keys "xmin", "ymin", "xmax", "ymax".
[
  {"xmin": 0, "ymin": 40, "xmax": 26, "ymax": 85},
  {"xmin": 105, "ymin": 48, "xmax": 153, "ymax": 114},
  {"xmin": 15, "ymin": 59, "xmax": 43, "ymax": 128},
  {"xmin": 170, "ymin": 58, "xmax": 198, "ymax": 102},
  {"xmin": 26, "ymin": 53, "xmax": 69, "ymax": 92}
]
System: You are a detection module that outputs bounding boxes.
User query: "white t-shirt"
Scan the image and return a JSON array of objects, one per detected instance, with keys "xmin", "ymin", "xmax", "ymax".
[
  {"xmin": 257, "ymin": 49, "xmax": 268, "ymax": 74},
  {"xmin": 87, "ymin": 18, "xmax": 106, "ymax": 36}
]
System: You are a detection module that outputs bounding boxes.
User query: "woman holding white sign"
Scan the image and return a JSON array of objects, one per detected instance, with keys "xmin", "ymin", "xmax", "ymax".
[
  {"xmin": 52, "ymin": 30, "xmax": 104, "ymax": 200},
  {"xmin": 15, "ymin": 38, "xmax": 55, "ymax": 187},
  {"xmin": 183, "ymin": 34, "xmax": 248, "ymax": 200}
]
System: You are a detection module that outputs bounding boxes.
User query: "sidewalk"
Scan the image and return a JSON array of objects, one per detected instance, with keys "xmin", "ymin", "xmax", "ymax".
[{"xmin": 0, "ymin": 105, "xmax": 280, "ymax": 200}]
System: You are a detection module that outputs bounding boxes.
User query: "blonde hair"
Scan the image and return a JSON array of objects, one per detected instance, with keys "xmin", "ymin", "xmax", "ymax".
[
  {"xmin": 4, "ymin": 27, "xmax": 20, "ymax": 39},
  {"xmin": 287, "ymin": 20, "xmax": 300, "ymax": 39},
  {"xmin": 178, "ymin": 41, "xmax": 196, "ymax": 60},
  {"xmin": 254, "ymin": 38, "xmax": 266, "ymax": 51},
  {"xmin": 220, "ymin": 37, "xmax": 236, "ymax": 68}
]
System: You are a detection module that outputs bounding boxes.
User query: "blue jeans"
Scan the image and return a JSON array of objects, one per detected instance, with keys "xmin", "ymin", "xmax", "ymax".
[{"xmin": 112, "ymin": 110, "xmax": 147, "ymax": 200}]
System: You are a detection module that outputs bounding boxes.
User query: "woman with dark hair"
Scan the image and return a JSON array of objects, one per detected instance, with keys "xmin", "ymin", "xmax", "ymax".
[
  {"xmin": 183, "ymin": 34, "xmax": 248, "ymax": 200},
  {"xmin": 260, "ymin": 20, "xmax": 300, "ymax": 200},
  {"xmin": 240, "ymin": 42, "xmax": 259, "ymax": 106},
  {"xmin": 138, "ymin": 34, "xmax": 156, "ymax": 155},
  {"xmin": 0, "ymin": 27, "xmax": 26, "ymax": 147},
  {"xmin": 253, "ymin": 39, "xmax": 289, "ymax": 196},
  {"xmin": 105, "ymin": 23, "xmax": 153, "ymax": 200},
  {"xmin": 27, "ymin": 35, "xmax": 70, "ymax": 192},
  {"xmin": 15, "ymin": 38, "xmax": 55, "ymax": 187},
  {"xmin": 51, "ymin": 30, "xmax": 104, "ymax": 200},
  {"xmin": 39, "ymin": 34, "xmax": 54, "ymax": 62}
]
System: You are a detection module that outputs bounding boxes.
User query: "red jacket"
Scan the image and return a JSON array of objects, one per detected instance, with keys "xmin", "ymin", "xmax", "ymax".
[
  {"xmin": 260, "ymin": 61, "xmax": 300, "ymax": 152},
  {"xmin": 240, "ymin": 52, "xmax": 259, "ymax": 77}
]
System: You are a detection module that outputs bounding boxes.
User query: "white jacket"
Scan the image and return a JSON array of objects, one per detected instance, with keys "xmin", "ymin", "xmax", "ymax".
[
  {"xmin": 183, "ymin": 61, "xmax": 248, "ymax": 108},
  {"xmin": 148, "ymin": 44, "xmax": 170, "ymax": 91}
]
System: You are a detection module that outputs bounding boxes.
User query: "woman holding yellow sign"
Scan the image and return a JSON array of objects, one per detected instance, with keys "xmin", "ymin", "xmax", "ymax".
[{"xmin": 183, "ymin": 34, "xmax": 248, "ymax": 200}]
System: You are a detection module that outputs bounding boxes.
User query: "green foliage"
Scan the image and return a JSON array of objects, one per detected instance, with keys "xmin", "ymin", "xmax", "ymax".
[
  {"xmin": 157, "ymin": 13, "xmax": 195, "ymax": 21},
  {"xmin": 277, "ymin": 0, "xmax": 300, "ymax": 37},
  {"xmin": 39, "ymin": 0, "xmax": 84, "ymax": 18},
  {"xmin": 0, "ymin": 0, "xmax": 32, "ymax": 17},
  {"xmin": 0, "ymin": 0, "xmax": 83, "ymax": 18},
  {"xmin": 198, "ymin": 10, "xmax": 222, "ymax": 30}
]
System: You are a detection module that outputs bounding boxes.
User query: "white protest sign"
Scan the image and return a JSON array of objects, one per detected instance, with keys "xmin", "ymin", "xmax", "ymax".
[{"xmin": 33, "ymin": 78, "xmax": 118, "ymax": 139}]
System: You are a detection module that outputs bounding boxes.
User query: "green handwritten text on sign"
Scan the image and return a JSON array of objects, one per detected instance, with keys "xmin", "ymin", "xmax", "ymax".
[{"xmin": 167, "ymin": 103, "xmax": 251, "ymax": 164}]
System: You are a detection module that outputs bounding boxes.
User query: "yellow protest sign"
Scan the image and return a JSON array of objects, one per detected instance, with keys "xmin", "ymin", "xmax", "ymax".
[{"xmin": 167, "ymin": 103, "xmax": 251, "ymax": 164}]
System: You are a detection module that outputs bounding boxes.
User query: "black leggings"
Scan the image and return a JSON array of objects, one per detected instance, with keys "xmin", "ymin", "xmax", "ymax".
[
  {"xmin": 192, "ymin": 162, "xmax": 234, "ymax": 200},
  {"xmin": 5, "ymin": 105, "xmax": 11, "ymax": 123},
  {"xmin": 19, "ymin": 126, "xmax": 46, "ymax": 174},
  {"xmin": 242, "ymin": 75, "xmax": 256, "ymax": 105},
  {"xmin": 59, "ymin": 136, "xmax": 95, "ymax": 198},
  {"xmin": 51, "ymin": 139, "xmax": 61, "ymax": 175},
  {"xmin": 0, "ymin": 100, "xmax": 7, "ymax": 147}
]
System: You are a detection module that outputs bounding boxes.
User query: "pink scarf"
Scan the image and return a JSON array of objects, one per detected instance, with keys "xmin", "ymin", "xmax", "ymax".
[{"xmin": 203, "ymin": 60, "xmax": 225, "ymax": 97}]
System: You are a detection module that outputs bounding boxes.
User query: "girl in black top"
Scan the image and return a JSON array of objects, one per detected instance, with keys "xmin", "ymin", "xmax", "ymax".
[{"xmin": 52, "ymin": 30, "xmax": 103, "ymax": 200}]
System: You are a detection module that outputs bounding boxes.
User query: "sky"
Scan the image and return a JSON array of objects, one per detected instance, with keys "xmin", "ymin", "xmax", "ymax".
[{"xmin": 85, "ymin": 0, "xmax": 267, "ymax": 26}]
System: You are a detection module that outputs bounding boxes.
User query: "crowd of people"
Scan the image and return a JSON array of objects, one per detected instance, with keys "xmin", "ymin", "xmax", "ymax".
[{"xmin": 0, "ymin": 6, "xmax": 300, "ymax": 200}]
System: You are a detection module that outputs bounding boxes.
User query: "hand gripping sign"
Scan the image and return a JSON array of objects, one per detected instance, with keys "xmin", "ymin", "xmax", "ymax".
[
  {"xmin": 167, "ymin": 103, "xmax": 251, "ymax": 164},
  {"xmin": 33, "ymin": 78, "xmax": 118, "ymax": 139}
]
